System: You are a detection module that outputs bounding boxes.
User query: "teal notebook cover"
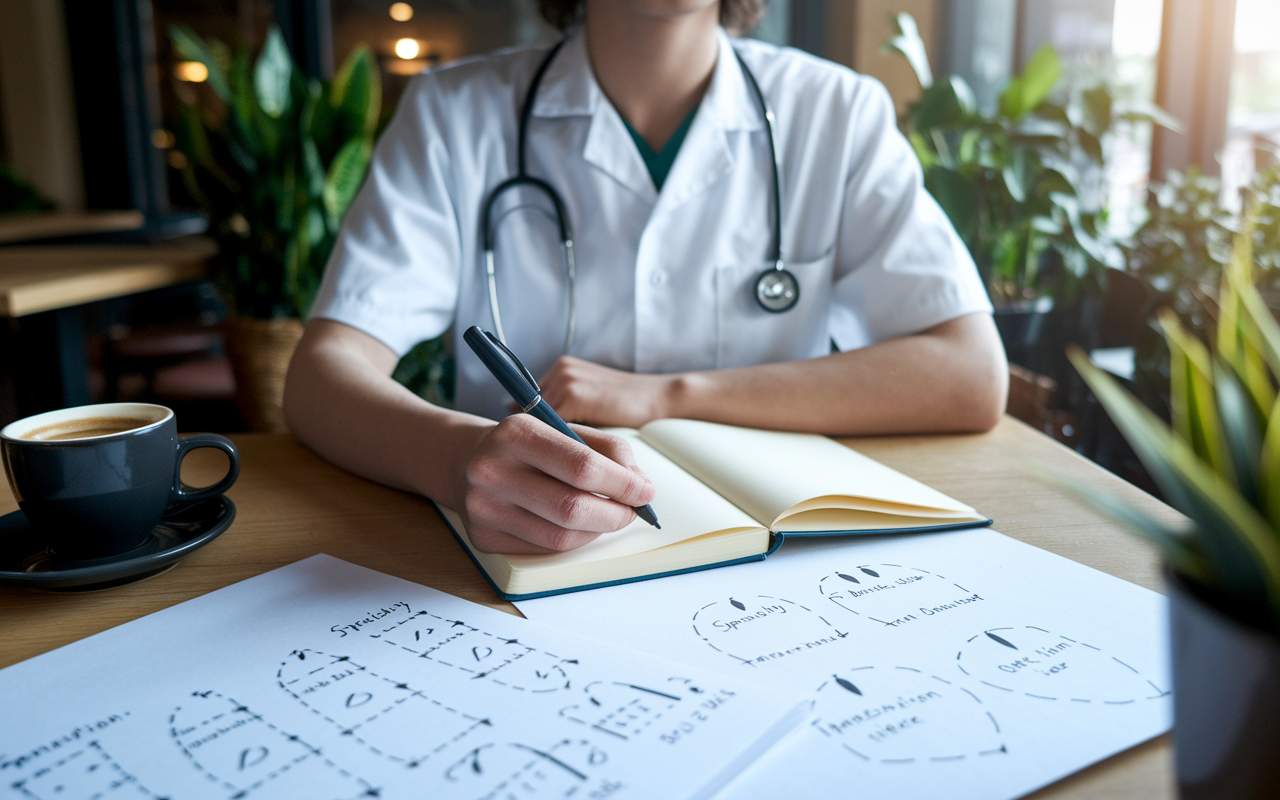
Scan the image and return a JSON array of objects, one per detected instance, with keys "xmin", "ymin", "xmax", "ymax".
[{"xmin": 432, "ymin": 501, "xmax": 992, "ymax": 602}]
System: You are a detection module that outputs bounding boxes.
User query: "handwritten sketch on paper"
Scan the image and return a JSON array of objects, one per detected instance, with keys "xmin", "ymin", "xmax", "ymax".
[
  {"xmin": 0, "ymin": 556, "xmax": 805, "ymax": 800},
  {"xmin": 516, "ymin": 527, "xmax": 1172, "ymax": 800}
]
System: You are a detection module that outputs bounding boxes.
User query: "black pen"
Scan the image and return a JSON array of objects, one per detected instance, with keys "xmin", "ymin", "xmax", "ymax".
[{"xmin": 463, "ymin": 326, "xmax": 660, "ymax": 529}]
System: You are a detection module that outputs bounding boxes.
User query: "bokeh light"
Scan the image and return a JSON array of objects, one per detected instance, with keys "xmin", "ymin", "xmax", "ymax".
[{"xmin": 394, "ymin": 38, "xmax": 421, "ymax": 59}]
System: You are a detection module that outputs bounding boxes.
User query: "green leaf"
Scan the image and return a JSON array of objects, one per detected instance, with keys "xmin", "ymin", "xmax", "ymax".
[
  {"xmin": 254, "ymin": 28, "xmax": 293, "ymax": 119},
  {"xmin": 923, "ymin": 167, "xmax": 977, "ymax": 239},
  {"xmin": 1080, "ymin": 85, "xmax": 1113, "ymax": 137},
  {"xmin": 1161, "ymin": 311, "xmax": 1234, "ymax": 482},
  {"xmin": 883, "ymin": 12, "xmax": 933, "ymax": 89},
  {"xmin": 999, "ymin": 45, "xmax": 1062, "ymax": 121},
  {"xmin": 323, "ymin": 137, "xmax": 372, "ymax": 229},
  {"xmin": 1214, "ymin": 359, "xmax": 1262, "ymax": 505},
  {"xmin": 1115, "ymin": 98, "xmax": 1183, "ymax": 132},
  {"xmin": 168, "ymin": 25, "xmax": 231, "ymax": 101},
  {"xmin": 1260, "ymin": 392, "xmax": 1280, "ymax": 533},
  {"xmin": 1071, "ymin": 347, "xmax": 1280, "ymax": 611},
  {"xmin": 913, "ymin": 77, "xmax": 976, "ymax": 130},
  {"xmin": 1077, "ymin": 129, "xmax": 1104, "ymax": 164},
  {"xmin": 332, "ymin": 45, "xmax": 381, "ymax": 139},
  {"xmin": 227, "ymin": 49, "xmax": 264, "ymax": 160},
  {"xmin": 283, "ymin": 221, "xmax": 310, "ymax": 315}
]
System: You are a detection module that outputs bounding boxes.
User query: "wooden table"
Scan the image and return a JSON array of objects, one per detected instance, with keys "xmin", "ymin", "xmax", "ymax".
[
  {"xmin": 0, "ymin": 237, "xmax": 214, "ymax": 415},
  {"xmin": 0, "ymin": 418, "xmax": 1184, "ymax": 799},
  {"xmin": 0, "ymin": 210, "xmax": 145, "ymax": 245}
]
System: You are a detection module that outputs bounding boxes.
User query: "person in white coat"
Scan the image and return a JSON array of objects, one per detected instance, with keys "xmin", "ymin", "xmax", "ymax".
[{"xmin": 283, "ymin": 0, "xmax": 1008, "ymax": 555}]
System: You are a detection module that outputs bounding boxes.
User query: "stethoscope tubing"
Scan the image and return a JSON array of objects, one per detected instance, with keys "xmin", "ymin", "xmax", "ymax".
[{"xmin": 481, "ymin": 35, "xmax": 797, "ymax": 354}]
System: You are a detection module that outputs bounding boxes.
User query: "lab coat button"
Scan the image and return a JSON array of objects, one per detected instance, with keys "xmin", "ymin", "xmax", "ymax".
[{"xmin": 650, "ymin": 271, "xmax": 667, "ymax": 286}]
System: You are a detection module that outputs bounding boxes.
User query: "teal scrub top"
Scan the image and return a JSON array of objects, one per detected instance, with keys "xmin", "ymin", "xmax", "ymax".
[{"xmin": 621, "ymin": 107, "xmax": 698, "ymax": 192}]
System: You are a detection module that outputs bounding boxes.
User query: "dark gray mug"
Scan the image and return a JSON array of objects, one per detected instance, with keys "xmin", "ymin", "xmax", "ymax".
[{"xmin": 1, "ymin": 402, "xmax": 239, "ymax": 559}]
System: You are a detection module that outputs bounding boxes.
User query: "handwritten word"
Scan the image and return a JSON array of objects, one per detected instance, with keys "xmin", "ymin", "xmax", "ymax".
[
  {"xmin": 919, "ymin": 593, "xmax": 983, "ymax": 616},
  {"xmin": 0, "ymin": 713, "xmax": 130, "ymax": 771},
  {"xmin": 998, "ymin": 641, "xmax": 1072, "ymax": 675},
  {"xmin": 821, "ymin": 691, "xmax": 941, "ymax": 737},
  {"xmin": 589, "ymin": 780, "xmax": 625, "ymax": 798},
  {"xmin": 712, "ymin": 605, "xmax": 786, "ymax": 632},
  {"xmin": 329, "ymin": 602, "xmax": 411, "ymax": 637},
  {"xmin": 752, "ymin": 635, "xmax": 843, "ymax": 664},
  {"xmin": 659, "ymin": 689, "xmax": 736, "ymax": 744}
]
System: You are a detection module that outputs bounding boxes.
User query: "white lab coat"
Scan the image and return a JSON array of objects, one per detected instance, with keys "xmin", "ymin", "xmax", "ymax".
[{"xmin": 311, "ymin": 29, "xmax": 991, "ymax": 421}]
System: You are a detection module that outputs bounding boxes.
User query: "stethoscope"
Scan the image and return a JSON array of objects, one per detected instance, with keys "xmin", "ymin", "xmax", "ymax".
[{"xmin": 481, "ymin": 38, "xmax": 797, "ymax": 354}]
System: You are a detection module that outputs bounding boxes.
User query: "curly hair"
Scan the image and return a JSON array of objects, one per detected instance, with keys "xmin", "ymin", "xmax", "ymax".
[{"xmin": 536, "ymin": 0, "xmax": 766, "ymax": 35}]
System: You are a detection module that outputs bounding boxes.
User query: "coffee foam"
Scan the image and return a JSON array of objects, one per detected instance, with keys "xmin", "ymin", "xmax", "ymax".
[
  {"xmin": 1, "ymin": 403, "xmax": 170, "ymax": 442},
  {"xmin": 22, "ymin": 416, "xmax": 155, "ymax": 441}
]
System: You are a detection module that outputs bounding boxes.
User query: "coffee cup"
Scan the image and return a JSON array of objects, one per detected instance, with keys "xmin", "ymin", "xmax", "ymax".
[{"xmin": 0, "ymin": 402, "xmax": 240, "ymax": 559}]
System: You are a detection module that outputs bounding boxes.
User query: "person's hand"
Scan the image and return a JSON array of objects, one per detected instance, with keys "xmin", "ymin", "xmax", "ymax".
[
  {"xmin": 455, "ymin": 414, "xmax": 656, "ymax": 554},
  {"xmin": 538, "ymin": 355, "xmax": 678, "ymax": 427}
]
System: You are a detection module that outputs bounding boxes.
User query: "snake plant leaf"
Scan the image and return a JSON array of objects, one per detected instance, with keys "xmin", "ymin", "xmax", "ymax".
[
  {"xmin": 323, "ymin": 137, "xmax": 372, "ymax": 229},
  {"xmin": 884, "ymin": 12, "xmax": 933, "ymax": 89},
  {"xmin": 254, "ymin": 28, "xmax": 292, "ymax": 119},
  {"xmin": 1000, "ymin": 45, "xmax": 1062, "ymax": 121},
  {"xmin": 307, "ymin": 80, "xmax": 336, "ymax": 160},
  {"xmin": 1214, "ymin": 359, "xmax": 1262, "ymax": 505},
  {"xmin": 168, "ymin": 25, "xmax": 231, "ymax": 102},
  {"xmin": 332, "ymin": 45, "xmax": 381, "ymax": 140},
  {"xmin": 1160, "ymin": 310, "xmax": 1235, "ymax": 483},
  {"xmin": 283, "ymin": 221, "xmax": 310, "ymax": 313},
  {"xmin": 1260, "ymin": 392, "xmax": 1280, "ymax": 533},
  {"xmin": 1071, "ymin": 348, "xmax": 1280, "ymax": 614},
  {"xmin": 221, "ymin": 49, "xmax": 263, "ymax": 172}
]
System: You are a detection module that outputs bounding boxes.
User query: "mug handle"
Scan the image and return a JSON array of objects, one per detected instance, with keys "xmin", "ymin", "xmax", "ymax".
[{"xmin": 170, "ymin": 434, "xmax": 241, "ymax": 505}]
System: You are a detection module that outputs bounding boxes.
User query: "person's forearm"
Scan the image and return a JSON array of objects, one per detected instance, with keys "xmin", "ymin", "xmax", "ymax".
[
  {"xmin": 665, "ymin": 314, "xmax": 1008, "ymax": 436},
  {"xmin": 283, "ymin": 326, "xmax": 489, "ymax": 505}
]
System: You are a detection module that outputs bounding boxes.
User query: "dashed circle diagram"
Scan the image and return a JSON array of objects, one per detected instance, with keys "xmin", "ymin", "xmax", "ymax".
[
  {"xmin": 691, "ymin": 595, "xmax": 849, "ymax": 668},
  {"xmin": 956, "ymin": 626, "xmax": 1170, "ymax": 704},
  {"xmin": 811, "ymin": 666, "xmax": 1007, "ymax": 765},
  {"xmin": 818, "ymin": 563, "xmax": 984, "ymax": 631}
]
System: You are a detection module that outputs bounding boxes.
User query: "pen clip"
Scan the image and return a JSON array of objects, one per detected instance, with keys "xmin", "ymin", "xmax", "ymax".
[{"xmin": 484, "ymin": 330, "xmax": 541, "ymax": 393}]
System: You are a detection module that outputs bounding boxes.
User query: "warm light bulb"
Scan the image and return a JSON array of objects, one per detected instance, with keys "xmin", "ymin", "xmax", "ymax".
[
  {"xmin": 394, "ymin": 38, "xmax": 420, "ymax": 59},
  {"xmin": 174, "ymin": 61, "xmax": 209, "ymax": 82},
  {"xmin": 389, "ymin": 2, "xmax": 413, "ymax": 21}
]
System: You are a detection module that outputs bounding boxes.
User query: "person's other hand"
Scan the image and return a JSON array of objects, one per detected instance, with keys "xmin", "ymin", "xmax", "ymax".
[
  {"xmin": 538, "ymin": 356, "xmax": 676, "ymax": 427},
  {"xmin": 456, "ymin": 414, "xmax": 656, "ymax": 554}
]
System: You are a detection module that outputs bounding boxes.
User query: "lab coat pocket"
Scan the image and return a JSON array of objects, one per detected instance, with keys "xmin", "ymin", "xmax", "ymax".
[{"xmin": 714, "ymin": 251, "xmax": 836, "ymax": 369}]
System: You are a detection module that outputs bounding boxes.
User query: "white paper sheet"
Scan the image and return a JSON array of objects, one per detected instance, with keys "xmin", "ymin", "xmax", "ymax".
[
  {"xmin": 0, "ymin": 555, "xmax": 806, "ymax": 800},
  {"xmin": 516, "ymin": 528, "xmax": 1172, "ymax": 800}
]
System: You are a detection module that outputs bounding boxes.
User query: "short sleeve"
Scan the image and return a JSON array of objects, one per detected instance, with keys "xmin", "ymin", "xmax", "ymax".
[
  {"xmin": 828, "ymin": 78, "xmax": 992, "ymax": 352},
  {"xmin": 309, "ymin": 72, "xmax": 463, "ymax": 357}
]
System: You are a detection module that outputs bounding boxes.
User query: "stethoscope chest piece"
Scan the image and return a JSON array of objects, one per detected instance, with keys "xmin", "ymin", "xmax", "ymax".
[{"xmin": 755, "ymin": 265, "xmax": 799, "ymax": 313}]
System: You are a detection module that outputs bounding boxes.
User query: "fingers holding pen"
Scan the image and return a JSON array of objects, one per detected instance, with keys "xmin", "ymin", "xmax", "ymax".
[{"xmin": 460, "ymin": 415, "xmax": 656, "ymax": 553}]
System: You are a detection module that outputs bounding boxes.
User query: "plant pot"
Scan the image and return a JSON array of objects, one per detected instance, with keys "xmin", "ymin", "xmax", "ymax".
[
  {"xmin": 1168, "ymin": 569, "xmax": 1280, "ymax": 799},
  {"xmin": 223, "ymin": 317, "xmax": 304, "ymax": 433},
  {"xmin": 992, "ymin": 297, "xmax": 1054, "ymax": 361}
]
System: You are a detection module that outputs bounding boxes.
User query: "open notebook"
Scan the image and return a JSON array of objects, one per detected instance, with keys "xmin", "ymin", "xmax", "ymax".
[{"xmin": 437, "ymin": 419, "xmax": 991, "ymax": 600}]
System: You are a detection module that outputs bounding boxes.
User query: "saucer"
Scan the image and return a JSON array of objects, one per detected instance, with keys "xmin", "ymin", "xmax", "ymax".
[{"xmin": 0, "ymin": 495, "xmax": 235, "ymax": 592}]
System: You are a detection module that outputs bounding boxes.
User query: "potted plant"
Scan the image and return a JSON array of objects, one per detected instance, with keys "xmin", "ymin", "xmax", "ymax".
[
  {"xmin": 1124, "ymin": 166, "xmax": 1280, "ymax": 415},
  {"xmin": 1070, "ymin": 214, "xmax": 1280, "ymax": 799},
  {"xmin": 167, "ymin": 26, "xmax": 380, "ymax": 431},
  {"xmin": 885, "ymin": 14, "xmax": 1173, "ymax": 366}
]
